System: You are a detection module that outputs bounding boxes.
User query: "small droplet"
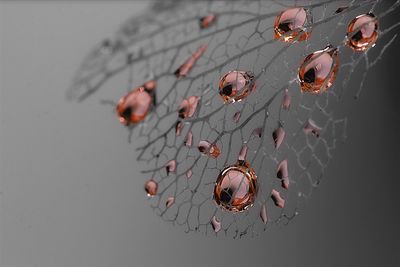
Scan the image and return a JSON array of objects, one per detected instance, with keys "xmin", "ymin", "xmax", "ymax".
[
  {"xmin": 165, "ymin": 197, "xmax": 175, "ymax": 208},
  {"xmin": 303, "ymin": 119, "xmax": 321, "ymax": 137},
  {"xmin": 233, "ymin": 111, "xmax": 241, "ymax": 123},
  {"xmin": 178, "ymin": 96, "xmax": 200, "ymax": 119},
  {"xmin": 260, "ymin": 204, "xmax": 268, "ymax": 224},
  {"xmin": 252, "ymin": 127, "xmax": 263, "ymax": 138},
  {"xmin": 274, "ymin": 7, "xmax": 311, "ymax": 42},
  {"xmin": 144, "ymin": 179, "xmax": 158, "ymax": 197},
  {"xmin": 186, "ymin": 169, "xmax": 193, "ymax": 179},
  {"xmin": 238, "ymin": 145, "xmax": 248, "ymax": 162},
  {"xmin": 211, "ymin": 215, "xmax": 221, "ymax": 233},
  {"xmin": 175, "ymin": 121, "xmax": 184, "ymax": 136},
  {"xmin": 165, "ymin": 160, "xmax": 177, "ymax": 175},
  {"xmin": 198, "ymin": 141, "xmax": 220, "ymax": 159},
  {"xmin": 272, "ymin": 127, "xmax": 285, "ymax": 149},
  {"xmin": 199, "ymin": 14, "xmax": 217, "ymax": 29},
  {"xmin": 346, "ymin": 13, "xmax": 378, "ymax": 52},
  {"xmin": 116, "ymin": 86, "xmax": 154, "ymax": 125},
  {"xmin": 298, "ymin": 45, "xmax": 339, "ymax": 93},
  {"xmin": 335, "ymin": 6, "xmax": 349, "ymax": 14},
  {"xmin": 174, "ymin": 44, "xmax": 207, "ymax": 79},
  {"xmin": 271, "ymin": 189, "xmax": 285, "ymax": 208},
  {"xmin": 213, "ymin": 161, "xmax": 258, "ymax": 212},
  {"xmin": 277, "ymin": 159, "xmax": 289, "ymax": 189},
  {"xmin": 218, "ymin": 70, "xmax": 255, "ymax": 103},
  {"xmin": 282, "ymin": 89, "xmax": 291, "ymax": 110},
  {"xmin": 184, "ymin": 131, "xmax": 193, "ymax": 147}
]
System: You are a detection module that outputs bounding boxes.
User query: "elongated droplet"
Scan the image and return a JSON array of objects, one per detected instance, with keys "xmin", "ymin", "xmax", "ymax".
[
  {"xmin": 144, "ymin": 179, "xmax": 158, "ymax": 197},
  {"xmin": 233, "ymin": 111, "xmax": 241, "ymax": 123},
  {"xmin": 174, "ymin": 44, "xmax": 207, "ymax": 78},
  {"xmin": 271, "ymin": 189, "xmax": 285, "ymax": 208},
  {"xmin": 272, "ymin": 127, "xmax": 285, "ymax": 149},
  {"xmin": 199, "ymin": 14, "xmax": 216, "ymax": 29},
  {"xmin": 335, "ymin": 6, "xmax": 349, "ymax": 14},
  {"xmin": 213, "ymin": 161, "xmax": 258, "ymax": 212},
  {"xmin": 260, "ymin": 204, "xmax": 268, "ymax": 224},
  {"xmin": 186, "ymin": 169, "xmax": 193, "ymax": 179},
  {"xmin": 175, "ymin": 120, "xmax": 184, "ymax": 136},
  {"xmin": 211, "ymin": 216, "xmax": 221, "ymax": 233},
  {"xmin": 116, "ymin": 86, "xmax": 154, "ymax": 125},
  {"xmin": 238, "ymin": 145, "xmax": 248, "ymax": 162},
  {"xmin": 277, "ymin": 159, "xmax": 289, "ymax": 189},
  {"xmin": 184, "ymin": 131, "xmax": 193, "ymax": 147},
  {"xmin": 198, "ymin": 141, "xmax": 220, "ymax": 159},
  {"xmin": 346, "ymin": 13, "xmax": 378, "ymax": 52},
  {"xmin": 178, "ymin": 96, "xmax": 200, "ymax": 119},
  {"xmin": 282, "ymin": 89, "xmax": 291, "ymax": 110},
  {"xmin": 166, "ymin": 197, "xmax": 175, "ymax": 208},
  {"xmin": 219, "ymin": 70, "xmax": 255, "ymax": 103},
  {"xmin": 303, "ymin": 119, "xmax": 321, "ymax": 137},
  {"xmin": 274, "ymin": 7, "xmax": 311, "ymax": 42},
  {"xmin": 165, "ymin": 160, "xmax": 177, "ymax": 175},
  {"xmin": 298, "ymin": 45, "xmax": 339, "ymax": 93}
]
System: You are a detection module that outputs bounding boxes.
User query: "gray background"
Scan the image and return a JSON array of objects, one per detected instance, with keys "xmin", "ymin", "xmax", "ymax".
[{"xmin": 1, "ymin": 1, "xmax": 399, "ymax": 267}]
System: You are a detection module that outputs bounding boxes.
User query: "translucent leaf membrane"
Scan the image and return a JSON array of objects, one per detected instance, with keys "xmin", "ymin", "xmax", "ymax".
[{"xmin": 68, "ymin": 0, "xmax": 400, "ymax": 238}]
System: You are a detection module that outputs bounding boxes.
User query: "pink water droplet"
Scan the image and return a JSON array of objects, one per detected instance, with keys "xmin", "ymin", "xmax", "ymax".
[
  {"xmin": 303, "ymin": 119, "xmax": 321, "ymax": 137},
  {"xmin": 184, "ymin": 131, "xmax": 193, "ymax": 147},
  {"xmin": 282, "ymin": 89, "xmax": 291, "ymax": 110},
  {"xmin": 144, "ymin": 179, "xmax": 158, "ymax": 197},
  {"xmin": 186, "ymin": 169, "xmax": 193, "ymax": 179},
  {"xmin": 211, "ymin": 215, "xmax": 221, "ymax": 233},
  {"xmin": 233, "ymin": 111, "xmax": 241, "ymax": 123},
  {"xmin": 252, "ymin": 127, "xmax": 263, "ymax": 138},
  {"xmin": 199, "ymin": 14, "xmax": 217, "ymax": 29},
  {"xmin": 238, "ymin": 145, "xmax": 248, "ymax": 162},
  {"xmin": 175, "ymin": 121, "xmax": 184, "ymax": 136},
  {"xmin": 178, "ymin": 96, "xmax": 200, "ymax": 119},
  {"xmin": 165, "ymin": 197, "xmax": 175, "ymax": 208},
  {"xmin": 271, "ymin": 189, "xmax": 285, "ymax": 208},
  {"xmin": 174, "ymin": 44, "xmax": 207, "ymax": 79},
  {"xmin": 260, "ymin": 204, "xmax": 268, "ymax": 224},
  {"xmin": 219, "ymin": 70, "xmax": 255, "ymax": 103},
  {"xmin": 272, "ymin": 127, "xmax": 285, "ymax": 149},
  {"xmin": 165, "ymin": 160, "xmax": 177, "ymax": 175},
  {"xmin": 198, "ymin": 140, "xmax": 220, "ymax": 159}
]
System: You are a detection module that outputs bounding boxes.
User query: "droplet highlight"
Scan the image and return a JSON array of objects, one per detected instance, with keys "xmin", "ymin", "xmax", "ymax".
[{"xmin": 218, "ymin": 70, "xmax": 255, "ymax": 103}]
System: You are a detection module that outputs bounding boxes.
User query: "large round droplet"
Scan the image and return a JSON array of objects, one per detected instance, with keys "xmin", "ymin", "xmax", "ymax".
[
  {"xmin": 213, "ymin": 161, "xmax": 258, "ymax": 212},
  {"xmin": 218, "ymin": 70, "xmax": 255, "ymax": 103},
  {"xmin": 274, "ymin": 7, "xmax": 311, "ymax": 42},
  {"xmin": 298, "ymin": 45, "xmax": 339, "ymax": 93},
  {"xmin": 346, "ymin": 13, "xmax": 378, "ymax": 52},
  {"xmin": 116, "ymin": 87, "xmax": 153, "ymax": 125}
]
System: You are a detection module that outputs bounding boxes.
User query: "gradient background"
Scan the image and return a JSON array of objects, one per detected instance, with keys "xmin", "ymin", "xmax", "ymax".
[{"xmin": 1, "ymin": 1, "xmax": 399, "ymax": 267}]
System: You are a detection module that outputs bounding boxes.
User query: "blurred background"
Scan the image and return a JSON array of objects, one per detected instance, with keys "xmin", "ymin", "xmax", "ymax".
[{"xmin": 1, "ymin": 1, "xmax": 399, "ymax": 266}]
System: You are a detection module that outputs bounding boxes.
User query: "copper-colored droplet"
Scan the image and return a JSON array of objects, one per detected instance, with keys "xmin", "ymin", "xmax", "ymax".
[
  {"xmin": 260, "ymin": 204, "xmax": 268, "ymax": 224},
  {"xmin": 274, "ymin": 7, "xmax": 311, "ymax": 42},
  {"xmin": 184, "ymin": 131, "xmax": 193, "ymax": 147},
  {"xmin": 213, "ymin": 161, "xmax": 258, "ymax": 212},
  {"xmin": 165, "ymin": 160, "xmax": 177, "ymax": 175},
  {"xmin": 165, "ymin": 197, "xmax": 175, "ymax": 208},
  {"xmin": 175, "ymin": 120, "xmax": 184, "ymax": 136},
  {"xmin": 218, "ymin": 70, "xmax": 255, "ymax": 103},
  {"xmin": 282, "ymin": 89, "xmax": 291, "ymax": 110},
  {"xmin": 144, "ymin": 179, "xmax": 158, "ymax": 197},
  {"xmin": 178, "ymin": 96, "xmax": 200, "ymax": 119},
  {"xmin": 271, "ymin": 189, "xmax": 285, "ymax": 208},
  {"xmin": 174, "ymin": 44, "xmax": 207, "ymax": 79},
  {"xmin": 272, "ymin": 127, "xmax": 285, "ymax": 149},
  {"xmin": 298, "ymin": 45, "xmax": 339, "ymax": 93},
  {"xmin": 346, "ymin": 13, "xmax": 378, "ymax": 52},
  {"xmin": 186, "ymin": 169, "xmax": 193, "ymax": 179},
  {"xmin": 277, "ymin": 159, "xmax": 289, "ymax": 189},
  {"xmin": 198, "ymin": 141, "xmax": 220, "ymax": 159},
  {"xmin": 211, "ymin": 215, "xmax": 221, "ymax": 233},
  {"xmin": 303, "ymin": 119, "xmax": 321, "ymax": 137},
  {"xmin": 116, "ymin": 87, "xmax": 153, "ymax": 125},
  {"xmin": 233, "ymin": 111, "xmax": 241, "ymax": 123},
  {"xmin": 143, "ymin": 80, "xmax": 157, "ymax": 91},
  {"xmin": 200, "ymin": 14, "xmax": 217, "ymax": 29}
]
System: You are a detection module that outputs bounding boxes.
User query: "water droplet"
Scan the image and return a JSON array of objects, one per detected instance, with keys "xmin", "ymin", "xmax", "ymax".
[
  {"xmin": 271, "ymin": 189, "xmax": 285, "ymax": 208},
  {"xmin": 184, "ymin": 131, "xmax": 193, "ymax": 147},
  {"xmin": 233, "ymin": 111, "xmax": 241, "ymax": 123},
  {"xmin": 346, "ymin": 13, "xmax": 378, "ymax": 52},
  {"xmin": 218, "ymin": 70, "xmax": 255, "ymax": 103},
  {"xmin": 178, "ymin": 96, "xmax": 200, "ymax": 119},
  {"xmin": 282, "ymin": 89, "xmax": 291, "ymax": 110},
  {"xmin": 186, "ymin": 169, "xmax": 193, "ymax": 179},
  {"xmin": 175, "ymin": 120, "xmax": 184, "ymax": 136},
  {"xmin": 238, "ymin": 145, "xmax": 248, "ymax": 162},
  {"xmin": 272, "ymin": 127, "xmax": 285, "ymax": 149},
  {"xmin": 335, "ymin": 6, "xmax": 349, "ymax": 14},
  {"xmin": 252, "ymin": 127, "xmax": 263, "ymax": 138},
  {"xmin": 303, "ymin": 119, "xmax": 321, "ymax": 137},
  {"xmin": 198, "ymin": 141, "xmax": 220, "ymax": 159},
  {"xmin": 165, "ymin": 160, "xmax": 177, "ymax": 175},
  {"xmin": 213, "ymin": 161, "xmax": 258, "ymax": 212},
  {"xmin": 165, "ymin": 197, "xmax": 175, "ymax": 208},
  {"xmin": 174, "ymin": 44, "xmax": 207, "ymax": 79},
  {"xmin": 116, "ymin": 85, "xmax": 155, "ymax": 125},
  {"xmin": 274, "ymin": 7, "xmax": 311, "ymax": 42},
  {"xmin": 199, "ymin": 14, "xmax": 217, "ymax": 29},
  {"xmin": 277, "ymin": 159, "xmax": 289, "ymax": 189},
  {"xmin": 144, "ymin": 179, "xmax": 158, "ymax": 197},
  {"xmin": 211, "ymin": 216, "xmax": 221, "ymax": 233},
  {"xmin": 298, "ymin": 45, "xmax": 339, "ymax": 93},
  {"xmin": 260, "ymin": 204, "xmax": 268, "ymax": 224}
]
